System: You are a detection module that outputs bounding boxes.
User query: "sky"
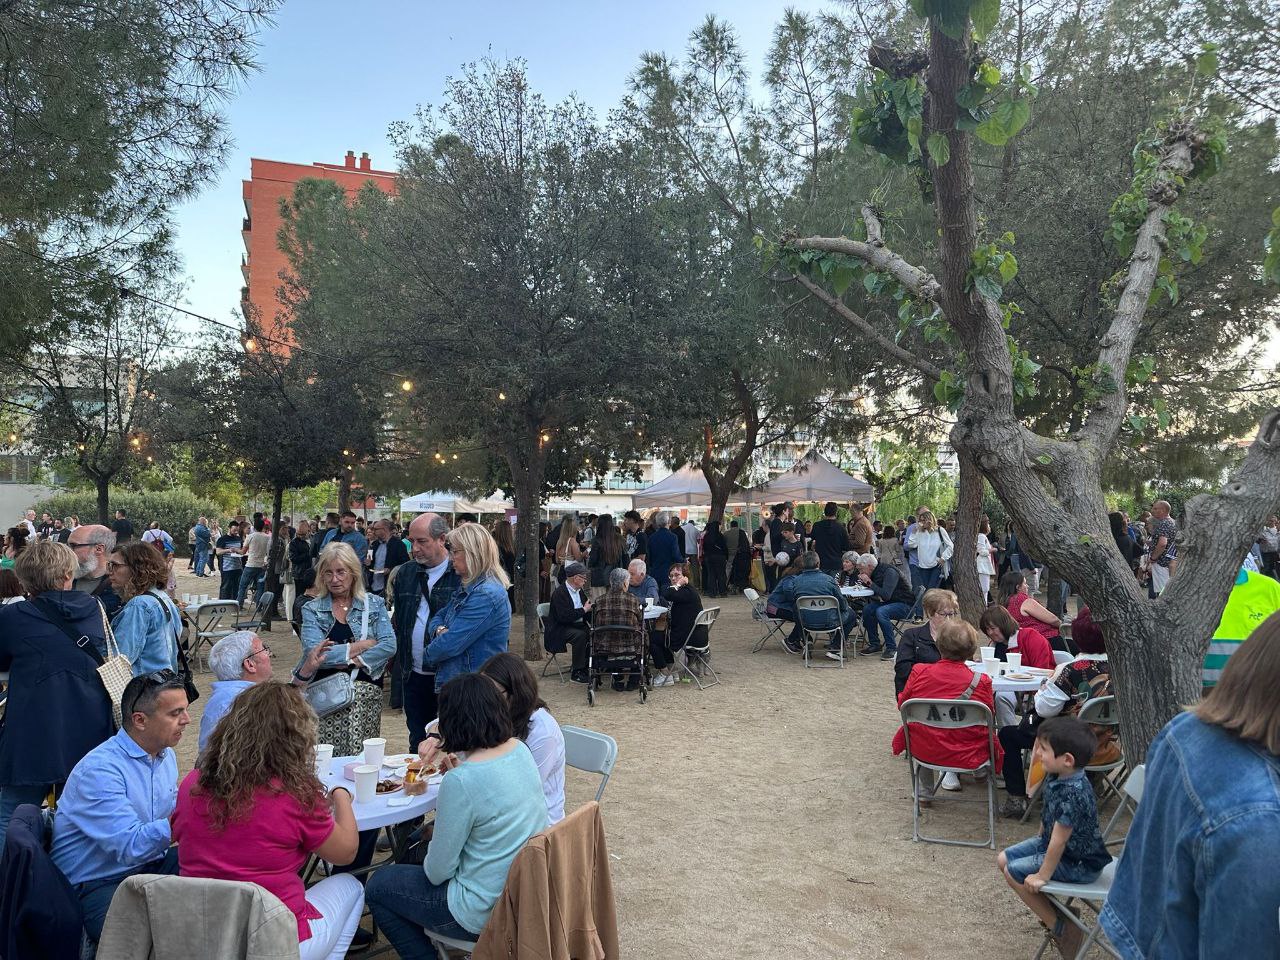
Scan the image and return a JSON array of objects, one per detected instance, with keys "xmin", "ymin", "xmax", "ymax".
[{"xmin": 171, "ymin": 0, "xmax": 831, "ymax": 335}]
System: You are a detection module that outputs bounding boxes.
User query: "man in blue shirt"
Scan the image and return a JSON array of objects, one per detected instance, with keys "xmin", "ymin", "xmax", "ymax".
[
  {"xmin": 52, "ymin": 671, "xmax": 189, "ymax": 942},
  {"xmin": 768, "ymin": 551, "xmax": 856, "ymax": 659},
  {"xmin": 321, "ymin": 510, "xmax": 369, "ymax": 564},
  {"xmin": 192, "ymin": 516, "xmax": 211, "ymax": 576}
]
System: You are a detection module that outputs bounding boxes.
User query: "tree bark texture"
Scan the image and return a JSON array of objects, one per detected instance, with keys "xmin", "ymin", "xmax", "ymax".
[
  {"xmin": 952, "ymin": 449, "xmax": 985, "ymax": 625},
  {"xmin": 95, "ymin": 478, "xmax": 110, "ymax": 526},
  {"xmin": 509, "ymin": 450, "xmax": 547, "ymax": 663}
]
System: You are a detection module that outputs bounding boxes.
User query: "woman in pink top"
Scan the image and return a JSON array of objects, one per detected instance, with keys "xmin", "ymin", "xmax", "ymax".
[
  {"xmin": 172, "ymin": 682, "xmax": 363, "ymax": 959},
  {"xmin": 997, "ymin": 570, "xmax": 1063, "ymax": 650}
]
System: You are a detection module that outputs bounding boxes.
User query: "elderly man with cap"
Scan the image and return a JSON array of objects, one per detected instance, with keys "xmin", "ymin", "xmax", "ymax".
[
  {"xmin": 546, "ymin": 561, "xmax": 593, "ymax": 683},
  {"xmin": 68, "ymin": 524, "xmax": 121, "ymax": 617},
  {"xmin": 198, "ymin": 631, "xmax": 333, "ymax": 754}
]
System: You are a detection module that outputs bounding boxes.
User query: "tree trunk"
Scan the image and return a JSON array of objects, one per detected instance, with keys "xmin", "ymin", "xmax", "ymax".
[
  {"xmin": 953, "ymin": 450, "xmax": 984, "ymax": 624},
  {"xmin": 338, "ymin": 473, "xmax": 352, "ymax": 513},
  {"xmin": 95, "ymin": 477, "xmax": 110, "ymax": 525},
  {"xmin": 510, "ymin": 453, "xmax": 546, "ymax": 662},
  {"xmin": 1045, "ymin": 568, "xmax": 1066, "ymax": 618},
  {"xmin": 261, "ymin": 484, "xmax": 285, "ymax": 629}
]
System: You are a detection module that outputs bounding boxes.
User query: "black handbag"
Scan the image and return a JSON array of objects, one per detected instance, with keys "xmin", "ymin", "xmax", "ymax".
[{"xmin": 149, "ymin": 592, "xmax": 200, "ymax": 703}]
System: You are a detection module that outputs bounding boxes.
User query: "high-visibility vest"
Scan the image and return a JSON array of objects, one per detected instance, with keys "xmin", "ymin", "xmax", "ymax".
[{"xmin": 1203, "ymin": 570, "xmax": 1280, "ymax": 687}]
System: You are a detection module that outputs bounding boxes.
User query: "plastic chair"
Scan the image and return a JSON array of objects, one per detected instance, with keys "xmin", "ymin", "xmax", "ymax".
[
  {"xmin": 1078, "ymin": 695, "xmax": 1126, "ymax": 805},
  {"xmin": 677, "ymin": 607, "xmax": 721, "ymax": 689},
  {"xmin": 536, "ymin": 602, "xmax": 566, "ymax": 681},
  {"xmin": 744, "ymin": 588, "xmax": 787, "ymax": 653},
  {"xmin": 190, "ymin": 600, "xmax": 239, "ymax": 672},
  {"xmin": 1031, "ymin": 767, "xmax": 1145, "ymax": 960},
  {"xmin": 1053, "ymin": 649, "xmax": 1075, "ymax": 667},
  {"xmin": 899, "ymin": 698, "xmax": 998, "ymax": 849},
  {"xmin": 795, "ymin": 595, "xmax": 847, "ymax": 668},
  {"xmin": 894, "ymin": 585, "xmax": 927, "ymax": 630},
  {"xmin": 1102, "ymin": 763, "xmax": 1145, "ymax": 848},
  {"xmin": 561, "ymin": 724, "xmax": 619, "ymax": 802}
]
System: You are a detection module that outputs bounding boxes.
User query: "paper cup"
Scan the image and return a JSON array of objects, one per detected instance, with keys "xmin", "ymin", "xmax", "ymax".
[
  {"xmin": 982, "ymin": 657, "xmax": 1001, "ymax": 676},
  {"xmin": 181, "ymin": 593, "xmax": 191, "ymax": 603},
  {"xmin": 363, "ymin": 737, "xmax": 386, "ymax": 769},
  {"xmin": 353, "ymin": 764, "xmax": 379, "ymax": 803},
  {"xmin": 1006, "ymin": 652, "xmax": 1022, "ymax": 670},
  {"xmin": 314, "ymin": 743, "xmax": 334, "ymax": 776},
  {"xmin": 979, "ymin": 646, "xmax": 995, "ymax": 661},
  {"xmin": 198, "ymin": 594, "xmax": 209, "ymax": 603}
]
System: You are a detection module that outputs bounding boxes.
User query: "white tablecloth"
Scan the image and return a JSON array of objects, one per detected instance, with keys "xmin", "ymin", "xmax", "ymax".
[
  {"xmin": 839, "ymin": 586, "xmax": 874, "ymax": 599},
  {"xmin": 643, "ymin": 605, "xmax": 668, "ymax": 620},
  {"xmin": 966, "ymin": 663, "xmax": 1054, "ymax": 693},
  {"xmin": 324, "ymin": 755, "xmax": 440, "ymax": 831}
]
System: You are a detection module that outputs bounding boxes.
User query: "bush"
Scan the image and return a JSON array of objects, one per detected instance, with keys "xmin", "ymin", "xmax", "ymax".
[{"xmin": 35, "ymin": 488, "xmax": 224, "ymax": 556}]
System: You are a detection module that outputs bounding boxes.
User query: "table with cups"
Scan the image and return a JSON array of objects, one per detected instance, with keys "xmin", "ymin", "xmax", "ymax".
[
  {"xmin": 316, "ymin": 737, "xmax": 442, "ymax": 832},
  {"xmin": 969, "ymin": 645, "xmax": 1056, "ymax": 693}
]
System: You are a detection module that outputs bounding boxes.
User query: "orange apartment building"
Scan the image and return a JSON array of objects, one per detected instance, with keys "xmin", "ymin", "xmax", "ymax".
[{"xmin": 240, "ymin": 150, "xmax": 396, "ymax": 343}]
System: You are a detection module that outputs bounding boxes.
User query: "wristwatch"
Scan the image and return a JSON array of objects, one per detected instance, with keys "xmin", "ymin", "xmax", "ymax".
[{"xmin": 424, "ymin": 732, "xmax": 443, "ymax": 744}]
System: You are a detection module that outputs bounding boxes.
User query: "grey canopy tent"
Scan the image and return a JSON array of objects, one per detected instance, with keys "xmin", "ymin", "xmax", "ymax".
[{"xmin": 743, "ymin": 452, "xmax": 874, "ymax": 504}]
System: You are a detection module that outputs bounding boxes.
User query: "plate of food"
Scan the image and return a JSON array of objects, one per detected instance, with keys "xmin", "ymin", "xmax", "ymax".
[
  {"xmin": 374, "ymin": 778, "xmax": 403, "ymax": 795},
  {"xmin": 1005, "ymin": 672, "xmax": 1034, "ymax": 681},
  {"xmin": 383, "ymin": 754, "xmax": 418, "ymax": 768}
]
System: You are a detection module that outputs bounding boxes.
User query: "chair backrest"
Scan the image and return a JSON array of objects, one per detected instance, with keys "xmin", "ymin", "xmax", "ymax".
[
  {"xmin": 561, "ymin": 725, "xmax": 618, "ymax": 803},
  {"xmin": 195, "ymin": 600, "xmax": 239, "ymax": 632},
  {"xmin": 900, "ymin": 697, "xmax": 995, "ymax": 730},
  {"xmin": 796, "ymin": 594, "xmax": 838, "ymax": 612},
  {"xmin": 685, "ymin": 606, "xmax": 719, "ymax": 649},
  {"xmin": 253, "ymin": 591, "xmax": 275, "ymax": 616},
  {"xmin": 1123, "ymin": 763, "xmax": 1145, "ymax": 803},
  {"xmin": 1053, "ymin": 650, "xmax": 1074, "ymax": 666},
  {"xmin": 743, "ymin": 588, "xmax": 760, "ymax": 603},
  {"xmin": 1078, "ymin": 694, "xmax": 1119, "ymax": 726},
  {"xmin": 536, "ymin": 602, "xmax": 550, "ymax": 629}
]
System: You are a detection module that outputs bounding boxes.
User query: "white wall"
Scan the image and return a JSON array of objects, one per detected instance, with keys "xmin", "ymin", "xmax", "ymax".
[{"xmin": 0, "ymin": 483, "xmax": 57, "ymax": 524}]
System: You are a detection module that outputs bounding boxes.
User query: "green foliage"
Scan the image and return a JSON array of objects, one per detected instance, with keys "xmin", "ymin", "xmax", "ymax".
[
  {"xmin": 975, "ymin": 96, "xmax": 1031, "ymax": 147},
  {"xmin": 852, "ymin": 72, "xmax": 926, "ymax": 165},
  {"xmin": 1265, "ymin": 207, "xmax": 1280, "ymax": 285},
  {"xmin": 34, "ymin": 488, "xmax": 223, "ymax": 555},
  {"xmin": 967, "ymin": 232, "xmax": 1018, "ymax": 302}
]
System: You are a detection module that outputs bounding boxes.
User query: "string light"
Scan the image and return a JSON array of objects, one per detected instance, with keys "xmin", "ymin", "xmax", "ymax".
[
  {"xmin": 401, "ymin": 380, "xmax": 413, "ymax": 392},
  {"xmin": 243, "ymin": 337, "xmax": 257, "ymax": 352},
  {"xmin": 342, "ymin": 449, "xmax": 350, "ymax": 456},
  {"xmin": 130, "ymin": 437, "xmax": 141, "ymax": 448},
  {"xmin": 7, "ymin": 432, "xmax": 16, "ymax": 443},
  {"xmin": 498, "ymin": 392, "xmax": 506, "ymax": 401},
  {"xmin": 540, "ymin": 433, "xmax": 551, "ymax": 443}
]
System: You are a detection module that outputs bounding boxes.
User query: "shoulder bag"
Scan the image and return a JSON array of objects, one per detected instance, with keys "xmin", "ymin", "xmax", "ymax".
[
  {"xmin": 30, "ymin": 596, "xmax": 131, "ymax": 729},
  {"xmin": 148, "ymin": 591, "xmax": 200, "ymax": 704},
  {"xmin": 303, "ymin": 603, "xmax": 370, "ymax": 718}
]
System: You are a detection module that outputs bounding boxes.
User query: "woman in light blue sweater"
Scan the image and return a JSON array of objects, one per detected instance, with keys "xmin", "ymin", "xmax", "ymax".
[{"xmin": 366, "ymin": 673, "xmax": 547, "ymax": 955}]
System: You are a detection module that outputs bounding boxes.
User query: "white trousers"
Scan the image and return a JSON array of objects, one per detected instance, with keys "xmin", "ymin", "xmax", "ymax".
[
  {"xmin": 978, "ymin": 573, "xmax": 991, "ymax": 605},
  {"xmin": 298, "ymin": 873, "xmax": 364, "ymax": 960}
]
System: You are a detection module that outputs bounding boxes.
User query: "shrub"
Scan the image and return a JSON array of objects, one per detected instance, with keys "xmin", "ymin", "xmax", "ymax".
[{"xmin": 35, "ymin": 488, "xmax": 224, "ymax": 556}]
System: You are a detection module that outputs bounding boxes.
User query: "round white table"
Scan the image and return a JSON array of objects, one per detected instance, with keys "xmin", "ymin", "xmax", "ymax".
[
  {"xmin": 643, "ymin": 605, "xmax": 668, "ymax": 620},
  {"xmin": 323, "ymin": 755, "xmax": 440, "ymax": 831},
  {"xmin": 839, "ymin": 585, "xmax": 874, "ymax": 599},
  {"xmin": 966, "ymin": 662, "xmax": 1055, "ymax": 694}
]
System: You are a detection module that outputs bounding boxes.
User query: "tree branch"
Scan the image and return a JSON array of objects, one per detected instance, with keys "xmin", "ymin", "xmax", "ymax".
[{"xmin": 785, "ymin": 231, "xmax": 942, "ymax": 302}]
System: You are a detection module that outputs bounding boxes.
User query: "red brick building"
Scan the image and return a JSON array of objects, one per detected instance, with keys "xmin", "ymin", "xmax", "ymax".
[{"xmin": 240, "ymin": 150, "xmax": 396, "ymax": 343}]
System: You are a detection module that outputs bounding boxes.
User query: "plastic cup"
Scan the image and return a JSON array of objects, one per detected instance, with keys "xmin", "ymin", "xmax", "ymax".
[
  {"xmin": 1006, "ymin": 652, "xmax": 1022, "ymax": 671},
  {"xmin": 181, "ymin": 593, "xmax": 191, "ymax": 603},
  {"xmin": 363, "ymin": 737, "xmax": 386, "ymax": 769},
  {"xmin": 198, "ymin": 594, "xmax": 209, "ymax": 603},
  {"xmin": 979, "ymin": 645, "xmax": 995, "ymax": 661},
  {"xmin": 982, "ymin": 657, "xmax": 1001, "ymax": 676},
  {"xmin": 353, "ymin": 764, "xmax": 379, "ymax": 804},
  {"xmin": 314, "ymin": 743, "xmax": 334, "ymax": 776}
]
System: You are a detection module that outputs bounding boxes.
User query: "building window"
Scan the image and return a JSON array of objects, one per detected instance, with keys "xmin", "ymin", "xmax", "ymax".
[{"xmin": 0, "ymin": 455, "xmax": 39, "ymax": 484}]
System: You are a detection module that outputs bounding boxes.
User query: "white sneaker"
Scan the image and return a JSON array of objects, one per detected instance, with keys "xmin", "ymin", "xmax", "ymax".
[
  {"xmin": 941, "ymin": 772, "xmax": 962, "ymax": 791},
  {"xmin": 651, "ymin": 674, "xmax": 671, "ymax": 687}
]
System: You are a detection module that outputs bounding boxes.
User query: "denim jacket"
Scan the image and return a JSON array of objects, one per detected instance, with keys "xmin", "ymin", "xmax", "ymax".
[
  {"xmin": 299, "ymin": 592, "xmax": 397, "ymax": 679},
  {"xmin": 424, "ymin": 574, "xmax": 511, "ymax": 690},
  {"xmin": 1099, "ymin": 711, "xmax": 1280, "ymax": 959}
]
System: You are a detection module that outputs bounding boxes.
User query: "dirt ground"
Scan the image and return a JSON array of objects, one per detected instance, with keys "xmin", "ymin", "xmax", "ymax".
[{"xmin": 172, "ymin": 568, "xmax": 1082, "ymax": 959}]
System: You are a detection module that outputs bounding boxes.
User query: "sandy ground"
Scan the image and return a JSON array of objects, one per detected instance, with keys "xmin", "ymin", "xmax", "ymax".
[{"xmin": 172, "ymin": 568, "xmax": 1091, "ymax": 959}]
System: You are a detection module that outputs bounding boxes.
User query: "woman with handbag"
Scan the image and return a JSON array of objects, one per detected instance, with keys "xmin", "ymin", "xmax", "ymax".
[
  {"xmin": 300, "ymin": 542, "xmax": 397, "ymax": 755},
  {"xmin": 108, "ymin": 541, "xmax": 183, "ymax": 676},
  {"xmin": 905, "ymin": 509, "xmax": 953, "ymax": 592},
  {"xmin": 0, "ymin": 541, "xmax": 116, "ymax": 846}
]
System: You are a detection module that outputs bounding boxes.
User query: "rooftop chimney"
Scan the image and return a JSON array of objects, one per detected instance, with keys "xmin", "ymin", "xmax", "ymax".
[
  {"xmin": 344, "ymin": 150, "xmax": 356, "ymax": 169},
  {"xmin": 359, "ymin": 151, "xmax": 371, "ymax": 172}
]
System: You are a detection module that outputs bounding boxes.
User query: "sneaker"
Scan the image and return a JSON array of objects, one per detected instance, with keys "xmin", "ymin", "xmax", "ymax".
[
  {"xmin": 824, "ymin": 650, "xmax": 843, "ymax": 662},
  {"xmin": 570, "ymin": 671, "xmax": 589, "ymax": 684},
  {"xmin": 783, "ymin": 636, "xmax": 804, "ymax": 655},
  {"xmin": 940, "ymin": 772, "xmax": 962, "ymax": 791},
  {"xmin": 858, "ymin": 645, "xmax": 883, "ymax": 657},
  {"xmin": 654, "ymin": 674, "xmax": 672, "ymax": 687},
  {"xmin": 999, "ymin": 796, "xmax": 1029, "ymax": 819},
  {"xmin": 880, "ymin": 649, "xmax": 896, "ymax": 661},
  {"xmin": 346, "ymin": 926, "xmax": 375, "ymax": 953}
]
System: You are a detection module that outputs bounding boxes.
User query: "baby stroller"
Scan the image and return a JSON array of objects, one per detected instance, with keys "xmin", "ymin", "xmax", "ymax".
[{"xmin": 586, "ymin": 619, "xmax": 649, "ymax": 706}]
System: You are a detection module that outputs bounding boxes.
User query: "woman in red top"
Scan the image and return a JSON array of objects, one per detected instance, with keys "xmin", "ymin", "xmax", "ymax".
[
  {"xmin": 893, "ymin": 620, "xmax": 1003, "ymax": 804},
  {"xmin": 172, "ymin": 682, "xmax": 363, "ymax": 959},
  {"xmin": 997, "ymin": 570, "xmax": 1062, "ymax": 649},
  {"xmin": 979, "ymin": 604, "xmax": 1055, "ymax": 670}
]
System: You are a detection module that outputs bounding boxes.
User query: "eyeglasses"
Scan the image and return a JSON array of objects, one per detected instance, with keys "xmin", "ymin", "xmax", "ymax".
[
  {"xmin": 68, "ymin": 541, "xmax": 95, "ymax": 551},
  {"xmin": 122, "ymin": 669, "xmax": 180, "ymax": 718},
  {"xmin": 106, "ymin": 560, "xmax": 127, "ymax": 571},
  {"xmin": 243, "ymin": 644, "xmax": 273, "ymax": 665},
  {"xmin": 938, "ymin": 611, "xmax": 958, "ymax": 618}
]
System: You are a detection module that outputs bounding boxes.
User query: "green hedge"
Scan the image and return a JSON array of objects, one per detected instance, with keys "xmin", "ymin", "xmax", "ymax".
[{"xmin": 35, "ymin": 488, "xmax": 225, "ymax": 556}]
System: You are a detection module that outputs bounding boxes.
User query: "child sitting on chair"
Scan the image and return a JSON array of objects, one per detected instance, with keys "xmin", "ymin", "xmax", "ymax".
[{"xmin": 998, "ymin": 716, "xmax": 1113, "ymax": 958}]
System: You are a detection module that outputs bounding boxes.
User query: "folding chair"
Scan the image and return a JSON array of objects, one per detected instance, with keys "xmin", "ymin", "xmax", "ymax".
[
  {"xmin": 795, "ymin": 595, "xmax": 847, "ymax": 668},
  {"xmin": 894, "ymin": 585, "xmax": 926, "ymax": 631},
  {"xmin": 1032, "ymin": 765, "xmax": 1145, "ymax": 960},
  {"xmin": 1078, "ymin": 695, "xmax": 1126, "ymax": 806},
  {"xmin": 536, "ymin": 602, "xmax": 566, "ymax": 681},
  {"xmin": 234, "ymin": 591, "xmax": 274, "ymax": 632},
  {"xmin": 1053, "ymin": 649, "xmax": 1075, "ymax": 667},
  {"xmin": 189, "ymin": 600, "xmax": 239, "ymax": 672},
  {"xmin": 1102, "ymin": 763, "xmax": 1145, "ymax": 848},
  {"xmin": 677, "ymin": 607, "xmax": 721, "ymax": 689},
  {"xmin": 745, "ymin": 588, "xmax": 787, "ymax": 653},
  {"xmin": 561, "ymin": 724, "xmax": 619, "ymax": 802},
  {"xmin": 899, "ymin": 698, "xmax": 998, "ymax": 849}
]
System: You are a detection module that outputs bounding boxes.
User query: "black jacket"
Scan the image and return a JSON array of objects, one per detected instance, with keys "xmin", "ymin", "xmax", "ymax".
[
  {"xmin": 810, "ymin": 518, "xmax": 851, "ymax": 572},
  {"xmin": 869, "ymin": 562, "xmax": 915, "ymax": 606},
  {"xmin": 702, "ymin": 525, "xmax": 727, "ymax": 559},
  {"xmin": 546, "ymin": 584, "xmax": 590, "ymax": 653},
  {"xmin": 0, "ymin": 804, "xmax": 84, "ymax": 960},
  {"xmin": 0, "ymin": 592, "xmax": 115, "ymax": 786},
  {"xmin": 894, "ymin": 624, "xmax": 940, "ymax": 696},
  {"xmin": 289, "ymin": 535, "xmax": 313, "ymax": 579},
  {"xmin": 661, "ymin": 583, "xmax": 707, "ymax": 649},
  {"xmin": 367, "ymin": 536, "xmax": 410, "ymax": 585}
]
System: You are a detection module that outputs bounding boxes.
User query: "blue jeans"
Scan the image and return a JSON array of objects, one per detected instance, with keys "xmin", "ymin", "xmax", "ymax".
[
  {"xmin": 863, "ymin": 601, "xmax": 911, "ymax": 651},
  {"xmin": 193, "ymin": 544, "xmax": 210, "ymax": 575},
  {"xmin": 236, "ymin": 565, "xmax": 265, "ymax": 606},
  {"xmin": 78, "ymin": 846, "xmax": 180, "ymax": 941},
  {"xmin": 1002, "ymin": 835, "xmax": 1102, "ymax": 885},
  {"xmin": 916, "ymin": 565, "xmax": 942, "ymax": 591},
  {"xmin": 0, "ymin": 784, "xmax": 50, "ymax": 849},
  {"xmin": 367, "ymin": 864, "xmax": 473, "ymax": 958}
]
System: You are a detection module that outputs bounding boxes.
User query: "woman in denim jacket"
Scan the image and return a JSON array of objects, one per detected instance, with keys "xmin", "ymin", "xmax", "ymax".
[
  {"xmin": 300, "ymin": 542, "xmax": 397, "ymax": 682},
  {"xmin": 425, "ymin": 523, "xmax": 512, "ymax": 691}
]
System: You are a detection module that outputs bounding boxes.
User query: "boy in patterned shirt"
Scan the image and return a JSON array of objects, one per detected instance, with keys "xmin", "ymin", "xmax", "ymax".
[{"xmin": 998, "ymin": 716, "xmax": 1113, "ymax": 957}]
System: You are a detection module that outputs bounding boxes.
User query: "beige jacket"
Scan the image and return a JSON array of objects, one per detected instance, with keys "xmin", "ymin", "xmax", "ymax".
[
  {"xmin": 97, "ymin": 874, "xmax": 300, "ymax": 960},
  {"xmin": 475, "ymin": 801, "xmax": 619, "ymax": 960}
]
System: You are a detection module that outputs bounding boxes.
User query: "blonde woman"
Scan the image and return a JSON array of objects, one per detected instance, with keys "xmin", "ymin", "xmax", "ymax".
[
  {"xmin": 553, "ymin": 517, "xmax": 583, "ymax": 590},
  {"xmin": 906, "ymin": 509, "xmax": 953, "ymax": 592},
  {"xmin": 299, "ymin": 542, "xmax": 397, "ymax": 754},
  {"xmin": 424, "ymin": 522, "xmax": 512, "ymax": 693}
]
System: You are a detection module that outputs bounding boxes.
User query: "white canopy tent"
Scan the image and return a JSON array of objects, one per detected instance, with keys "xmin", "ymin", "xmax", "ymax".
[
  {"xmin": 743, "ymin": 452, "xmax": 874, "ymax": 504},
  {"xmin": 399, "ymin": 491, "xmax": 496, "ymax": 516},
  {"xmin": 631, "ymin": 465, "xmax": 713, "ymax": 509}
]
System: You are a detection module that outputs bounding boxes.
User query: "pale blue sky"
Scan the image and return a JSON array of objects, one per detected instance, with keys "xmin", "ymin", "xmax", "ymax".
[{"xmin": 171, "ymin": 0, "xmax": 831, "ymax": 334}]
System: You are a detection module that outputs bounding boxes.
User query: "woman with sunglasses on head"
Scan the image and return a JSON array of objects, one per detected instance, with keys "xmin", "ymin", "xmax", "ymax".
[{"xmin": 108, "ymin": 540, "xmax": 182, "ymax": 676}]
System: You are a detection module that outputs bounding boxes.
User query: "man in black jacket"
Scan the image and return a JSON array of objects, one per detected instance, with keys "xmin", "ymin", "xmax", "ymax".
[
  {"xmin": 546, "ymin": 561, "xmax": 592, "ymax": 683},
  {"xmin": 810, "ymin": 501, "xmax": 851, "ymax": 575},
  {"xmin": 857, "ymin": 552, "xmax": 916, "ymax": 660},
  {"xmin": 366, "ymin": 519, "xmax": 409, "ymax": 594}
]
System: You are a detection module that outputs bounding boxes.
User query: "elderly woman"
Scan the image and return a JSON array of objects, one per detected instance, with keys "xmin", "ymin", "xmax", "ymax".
[
  {"xmin": 893, "ymin": 619, "xmax": 1003, "ymax": 805},
  {"xmin": 300, "ymin": 542, "xmax": 397, "ymax": 754},
  {"xmin": 894, "ymin": 588, "xmax": 960, "ymax": 697},
  {"xmin": 0, "ymin": 541, "xmax": 115, "ymax": 846},
  {"xmin": 109, "ymin": 540, "xmax": 182, "ymax": 676},
  {"xmin": 173, "ymin": 682, "xmax": 363, "ymax": 959},
  {"xmin": 424, "ymin": 522, "xmax": 513, "ymax": 691},
  {"xmin": 836, "ymin": 551, "xmax": 860, "ymax": 589},
  {"xmin": 657, "ymin": 563, "xmax": 708, "ymax": 684}
]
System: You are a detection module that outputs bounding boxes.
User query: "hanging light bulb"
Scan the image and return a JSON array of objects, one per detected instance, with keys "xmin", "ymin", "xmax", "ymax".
[
  {"xmin": 7, "ymin": 432, "xmax": 16, "ymax": 443},
  {"xmin": 401, "ymin": 379, "xmax": 412, "ymax": 392},
  {"xmin": 498, "ymin": 392, "xmax": 506, "ymax": 401},
  {"xmin": 342, "ymin": 449, "xmax": 350, "ymax": 456},
  {"xmin": 541, "ymin": 433, "xmax": 551, "ymax": 443},
  {"xmin": 451, "ymin": 453, "xmax": 458, "ymax": 460},
  {"xmin": 243, "ymin": 337, "xmax": 258, "ymax": 352}
]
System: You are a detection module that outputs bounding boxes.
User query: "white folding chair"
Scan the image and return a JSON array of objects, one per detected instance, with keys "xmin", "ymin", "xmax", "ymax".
[
  {"xmin": 561, "ymin": 724, "xmax": 618, "ymax": 802},
  {"xmin": 1032, "ymin": 765, "xmax": 1145, "ymax": 960},
  {"xmin": 795, "ymin": 595, "xmax": 847, "ymax": 668},
  {"xmin": 234, "ymin": 591, "xmax": 274, "ymax": 632},
  {"xmin": 1078, "ymin": 696, "xmax": 1126, "ymax": 806},
  {"xmin": 744, "ymin": 588, "xmax": 787, "ymax": 653},
  {"xmin": 190, "ymin": 600, "xmax": 239, "ymax": 672},
  {"xmin": 893, "ymin": 585, "xmax": 926, "ymax": 632},
  {"xmin": 899, "ymin": 698, "xmax": 998, "ymax": 849},
  {"xmin": 1053, "ymin": 649, "xmax": 1075, "ymax": 667},
  {"xmin": 536, "ymin": 602, "xmax": 566, "ymax": 681},
  {"xmin": 677, "ymin": 607, "xmax": 721, "ymax": 689}
]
